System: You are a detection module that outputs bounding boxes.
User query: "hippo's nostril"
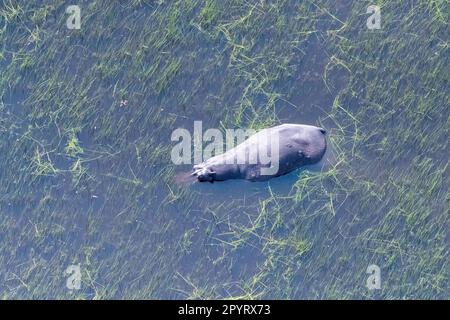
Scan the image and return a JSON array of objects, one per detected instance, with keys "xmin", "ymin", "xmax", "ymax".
[{"xmin": 319, "ymin": 128, "xmax": 326, "ymax": 135}]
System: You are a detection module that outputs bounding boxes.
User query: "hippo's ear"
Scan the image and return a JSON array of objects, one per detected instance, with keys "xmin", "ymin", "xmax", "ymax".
[{"xmin": 209, "ymin": 170, "xmax": 216, "ymax": 181}]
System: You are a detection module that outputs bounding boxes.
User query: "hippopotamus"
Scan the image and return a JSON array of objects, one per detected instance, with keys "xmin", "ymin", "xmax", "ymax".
[{"xmin": 192, "ymin": 124, "xmax": 327, "ymax": 182}]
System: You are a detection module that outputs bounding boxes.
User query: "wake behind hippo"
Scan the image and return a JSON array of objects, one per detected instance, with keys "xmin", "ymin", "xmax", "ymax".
[{"xmin": 192, "ymin": 124, "xmax": 327, "ymax": 183}]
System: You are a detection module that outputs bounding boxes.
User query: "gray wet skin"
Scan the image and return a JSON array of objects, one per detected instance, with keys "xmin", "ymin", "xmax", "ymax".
[{"xmin": 192, "ymin": 124, "xmax": 327, "ymax": 182}]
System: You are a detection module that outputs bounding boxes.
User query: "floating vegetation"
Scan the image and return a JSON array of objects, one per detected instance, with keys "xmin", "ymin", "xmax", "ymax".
[{"xmin": 0, "ymin": 0, "xmax": 448, "ymax": 299}]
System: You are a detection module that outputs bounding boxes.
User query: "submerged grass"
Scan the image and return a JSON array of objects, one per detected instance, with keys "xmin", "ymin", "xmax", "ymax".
[{"xmin": 0, "ymin": 0, "xmax": 448, "ymax": 299}]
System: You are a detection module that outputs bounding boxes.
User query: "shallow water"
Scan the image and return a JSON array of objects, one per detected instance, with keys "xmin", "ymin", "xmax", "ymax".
[{"xmin": 0, "ymin": 0, "xmax": 448, "ymax": 299}]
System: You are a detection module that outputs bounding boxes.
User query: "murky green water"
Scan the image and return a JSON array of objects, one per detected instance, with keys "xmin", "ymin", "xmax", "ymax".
[{"xmin": 0, "ymin": 0, "xmax": 448, "ymax": 299}]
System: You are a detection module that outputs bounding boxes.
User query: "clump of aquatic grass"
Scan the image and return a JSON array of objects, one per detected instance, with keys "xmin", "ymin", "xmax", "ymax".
[
  {"xmin": 0, "ymin": 0, "xmax": 23, "ymax": 23},
  {"xmin": 64, "ymin": 129, "xmax": 84, "ymax": 158},
  {"xmin": 31, "ymin": 147, "xmax": 59, "ymax": 177}
]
